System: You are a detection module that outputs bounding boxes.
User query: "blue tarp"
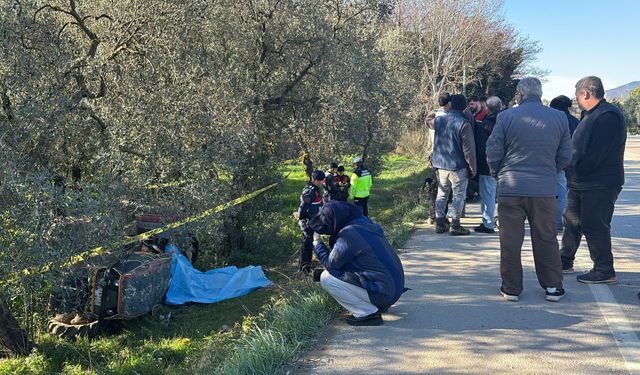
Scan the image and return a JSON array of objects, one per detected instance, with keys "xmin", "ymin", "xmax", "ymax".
[{"xmin": 164, "ymin": 244, "xmax": 272, "ymax": 305}]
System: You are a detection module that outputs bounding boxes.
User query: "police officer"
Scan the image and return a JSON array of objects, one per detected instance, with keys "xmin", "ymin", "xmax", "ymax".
[
  {"xmin": 350, "ymin": 156, "xmax": 372, "ymax": 216},
  {"xmin": 293, "ymin": 170, "xmax": 325, "ymax": 273}
]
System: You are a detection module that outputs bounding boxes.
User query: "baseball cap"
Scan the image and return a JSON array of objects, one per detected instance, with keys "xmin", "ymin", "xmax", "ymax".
[
  {"xmin": 330, "ymin": 161, "xmax": 338, "ymax": 168},
  {"xmin": 353, "ymin": 156, "xmax": 363, "ymax": 163},
  {"xmin": 311, "ymin": 170, "xmax": 325, "ymax": 181}
]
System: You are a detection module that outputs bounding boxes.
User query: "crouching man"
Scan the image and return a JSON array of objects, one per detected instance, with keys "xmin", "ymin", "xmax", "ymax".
[{"xmin": 309, "ymin": 200, "xmax": 405, "ymax": 326}]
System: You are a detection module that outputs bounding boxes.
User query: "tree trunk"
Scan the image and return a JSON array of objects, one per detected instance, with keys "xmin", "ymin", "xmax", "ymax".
[{"xmin": 0, "ymin": 296, "xmax": 32, "ymax": 357}]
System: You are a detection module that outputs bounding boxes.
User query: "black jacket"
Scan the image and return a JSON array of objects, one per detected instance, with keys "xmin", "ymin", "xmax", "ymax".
[
  {"xmin": 474, "ymin": 111, "xmax": 499, "ymax": 176},
  {"xmin": 297, "ymin": 182, "xmax": 323, "ymax": 221},
  {"xmin": 566, "ymin": 100, "xmax": 626, "ymax": 190}
]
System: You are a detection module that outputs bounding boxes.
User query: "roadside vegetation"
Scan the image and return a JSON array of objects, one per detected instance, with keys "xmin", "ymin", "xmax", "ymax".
[
  {"xmin": 1, "ymin": 0, "xmax": 541, "ymax": 372},
  {"xmin": 0, "ymin": 155, "xmax": 429, "ymax": 374}
]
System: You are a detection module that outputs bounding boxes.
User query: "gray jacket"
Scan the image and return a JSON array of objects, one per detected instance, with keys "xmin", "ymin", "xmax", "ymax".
[{"xmin": 486, "ymin": 97, "xmax": 571, "ymax": 197}]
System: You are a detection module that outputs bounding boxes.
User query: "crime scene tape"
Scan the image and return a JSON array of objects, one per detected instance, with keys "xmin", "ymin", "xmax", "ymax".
[{"xmin": 0, "ymin": 182, "xmax": 278, "ymax": 288}]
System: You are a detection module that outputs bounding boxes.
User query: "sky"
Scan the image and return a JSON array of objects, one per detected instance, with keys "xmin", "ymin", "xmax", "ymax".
[{"xmin": 501, "ymin": 0, "xmax": 639, "ymax": 100}]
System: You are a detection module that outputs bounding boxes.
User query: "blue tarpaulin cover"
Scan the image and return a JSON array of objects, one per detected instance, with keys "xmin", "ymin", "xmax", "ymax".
[{"xmin": 164, "ymin": 244, "xmax": 272, "ymax": 305}]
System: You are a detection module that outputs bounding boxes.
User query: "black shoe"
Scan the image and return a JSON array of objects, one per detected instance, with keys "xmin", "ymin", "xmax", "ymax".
[
  {"xmin": 545, "ymin": 288, "xmax": 565, "ymax": 302},
  {"xmin": 577, "ymin": 269, "xmax": 617, "ymax": 284},
  {"xmin": 449, "ymin": 222, "xmax": 470, "ymax": 236},
  {"xmin": 435, "ymin": 218, "xmax": 447, "ymax": 234},
  {"xmin": 473, "ymin": 224, "xmax": 495, "ymax": 233},
  {"xmin": 345, "ymin": 310, "xmax": 383, "ymax": 326}
]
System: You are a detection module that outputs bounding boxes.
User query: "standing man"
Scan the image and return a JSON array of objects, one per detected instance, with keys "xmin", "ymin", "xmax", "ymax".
[
  {"xmin": 486, "ymin": 77, "xmax": 571, "ymax": 302},
  {"xmin": 426, "ymin": 92, "xmax": 452, "ymax": 224},
  {"xmin": 335, "ymin": 165, "xmax": 350, "ymax": 201},
  {"xmin": 560, "ymin": 76, "xmax": 626, "ymax": 284},
  {"xmin": 473, "ymin": 96, "xmax": 503, "ymax": 234},
  {"xmin": 550, "ymin": 95, "xmax": 580, "ymax": 232},
  {"xmin": 294, "ymin": 170, "xmax": 325, "ymax": 274},
  {"xmin": 427, "ymin": 94, "xmax": 477, "ymax": 235},
  {"xmin": 350, "ymin": 157, "xmax": 372, "ymax": 216},
  {"xmin": 324, "ymin": 162, "xmax": 339, "ymax": 201},
  {"xmin": 468, "ymin": 95, "xmax": 488, "ymax": 122}
]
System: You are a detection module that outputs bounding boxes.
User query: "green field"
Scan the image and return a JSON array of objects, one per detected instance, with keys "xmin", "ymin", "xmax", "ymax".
[{"xmin": 0, "ymin": 155, "xmax": 429, "ymax": 375}]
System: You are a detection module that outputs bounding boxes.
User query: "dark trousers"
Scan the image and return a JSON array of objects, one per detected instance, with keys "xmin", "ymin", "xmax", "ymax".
[
  {"xmin": 299, "ymin": 226, "xmax": 314, "ymax": 270},
  {"xmin": 498, "ymin": 197, "xmax": 563, "ymax": 295},
  {"xmin": 560, "ymin": 188, "xmax": 620, "ymax": 276},
  {"xmin": 354, "ymin": 196, "xmax": 369, "ymax": 217}
]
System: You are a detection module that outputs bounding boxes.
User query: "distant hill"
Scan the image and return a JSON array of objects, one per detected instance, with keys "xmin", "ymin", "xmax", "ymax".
[{"xmin": 605, "ymin": 81, "xmax": 640, "ymax": 100}]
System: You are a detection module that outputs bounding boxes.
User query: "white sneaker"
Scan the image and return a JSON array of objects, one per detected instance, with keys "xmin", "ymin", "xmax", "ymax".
[{"xmin": 500, "ymin": 287, "xmax": 519, "ymax": 302}]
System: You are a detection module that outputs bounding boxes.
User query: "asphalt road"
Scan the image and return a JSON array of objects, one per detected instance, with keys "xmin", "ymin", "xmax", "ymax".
[{"xmin": 293, "ymin": 135, "xmax": 640, "ymax": 375}]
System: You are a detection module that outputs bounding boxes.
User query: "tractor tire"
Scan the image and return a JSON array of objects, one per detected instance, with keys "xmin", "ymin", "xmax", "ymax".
[{"xmin": 47, "ymin": 319, "xmax": 101, "ymax": 340}]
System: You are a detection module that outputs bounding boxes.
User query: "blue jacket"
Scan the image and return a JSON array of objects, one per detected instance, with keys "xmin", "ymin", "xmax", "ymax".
[
  {"xmin": 486, "ymin": 97, "xmax": 572, "ymax": 197},
  {"xmin": 431, "ymin": 110, "xmax": 468, "ymax": 171},
  {"xmin": 309, "ymin": 201, "xmax": 404, "ymax": 308}
]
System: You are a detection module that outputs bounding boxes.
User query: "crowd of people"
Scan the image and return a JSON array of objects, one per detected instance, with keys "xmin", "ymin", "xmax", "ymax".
[
  {"xmin": 426, "ymin": 76, "xmax": 626, "ymax": 302},
  {"xmin": 290, "ymin": 74, "xmax": 626, "ymax": 326}
]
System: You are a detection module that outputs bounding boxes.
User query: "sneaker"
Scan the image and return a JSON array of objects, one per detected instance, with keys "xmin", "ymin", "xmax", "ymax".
[
  {"xmin": 577, "ymin": 269, "xmax": 617, "ymax": 284},
  {"xmin": 545, "ymin": 287, "xmax": 565, "ymax": 302},
  {"xmin": 561, "ymin": 259, "xmax": 574, "ymax": 274},
  {"xmin": 474, "ymin": 224, "xmax": 495, "ymax": 233},
  {"xmin": 345, "ymin": 310, "xmax": 383, "ymax": 326},
  {"xmin": 500, "ymin": 287, "xmax": 519, "ymax": 302},
  {"xmin": 449, "ymin": 225, "xmax": 470, "ymax": 236}
]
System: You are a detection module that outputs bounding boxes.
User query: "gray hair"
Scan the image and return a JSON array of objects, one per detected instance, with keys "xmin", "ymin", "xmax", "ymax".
[
  {"xmin": 575, "ymin": 76, "xmax": 605, "ymax": 99},
  {"xmin": 486, "ymin": 96, "xmax": 503, "ymax": 114},
  {"xmin": 516, "ymin": 77, "xmax": 543, "ymax": 98}
]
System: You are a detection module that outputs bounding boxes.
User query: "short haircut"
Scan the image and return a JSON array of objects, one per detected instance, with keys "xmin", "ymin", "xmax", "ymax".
[
  {"xmin": 485, "ymin": 96, "xmax": 503, "ymax": 114},
  {"xmin": 549, "ymin": 95, "xmax": 572, "ymax": 112},
  {"xmin": 575, "ymin": 76, "xmax": 605, "ymax": 99},
  {"xmin": 516, "ymin": 77, "xmax": 543, "ymax": 98},
  {"xmin": 450, "ymin": 94, "xmax": 467, "ymax": 111},
  {"xmin": 467, "ymin": 95, "xmax": 480, "ymax": 103},
  {"xmin": 438, "ymin": 92, "xmax": 451, "ymax": 107}
]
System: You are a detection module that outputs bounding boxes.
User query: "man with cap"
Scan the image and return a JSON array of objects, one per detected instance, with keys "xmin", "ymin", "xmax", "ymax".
[
  {"xmin": 324, "ymin": 162, "xmax": 340, "ymax": 201},
  {"xmin": 350, "ymin": 156, "xmax": 373, "ymax": 216},
  {"xmin": 293, "ymin": 170, "xmax": 325, "ymax": 274}
]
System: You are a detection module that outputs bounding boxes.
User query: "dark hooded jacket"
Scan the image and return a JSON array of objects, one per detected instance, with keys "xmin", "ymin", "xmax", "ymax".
[{"xmin": 309, "ymin": 201, "xmax": 405, "ymax": 308}]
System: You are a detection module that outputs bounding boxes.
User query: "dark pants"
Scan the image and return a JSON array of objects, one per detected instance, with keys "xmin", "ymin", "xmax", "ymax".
[
  {"xmin": 299, "ymin": 226, "xmax": 314, "ymax": 270},
  {"xmin": 498, "ymin": 196, "xmax": 563, "ymax": 295},
  {"xmin": 560, "ymin": 188, "xmax": 620, "ymax": 276},
  {"xmin": 354, "ymin": 196, "xmax": 369, "ymax": 217}
]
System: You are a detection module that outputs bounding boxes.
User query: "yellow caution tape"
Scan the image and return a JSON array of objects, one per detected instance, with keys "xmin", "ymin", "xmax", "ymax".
[{"xmin": 0, "ymin": 182, "xmax": 278, "ymax": 287}]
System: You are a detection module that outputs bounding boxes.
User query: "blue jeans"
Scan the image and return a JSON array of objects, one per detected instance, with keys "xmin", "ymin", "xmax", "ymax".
[
  {"xmin": 556, "ymin": 171, "xmax": 567, "ymax": 230},
  {"xmin": 436, "ymin": 169, "xmax": 468, "ymax": 221},
  {"xmin": 479, "ymin": 175, "xmax": 497, "ymax": 229}
]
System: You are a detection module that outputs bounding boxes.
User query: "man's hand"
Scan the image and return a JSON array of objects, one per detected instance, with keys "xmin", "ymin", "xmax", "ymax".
[
  {"xmin": 313, "ymin": 232, "xmax": 321, "ymax": 241},
  {"xmin": 293, "ymin": 211, "xmax": 299, "ymax": 220}
]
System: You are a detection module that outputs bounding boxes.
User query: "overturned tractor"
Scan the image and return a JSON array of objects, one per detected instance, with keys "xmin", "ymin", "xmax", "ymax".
[{"xmin": 47, "ymin": 214, "xmax": 198, "ymax": 339}]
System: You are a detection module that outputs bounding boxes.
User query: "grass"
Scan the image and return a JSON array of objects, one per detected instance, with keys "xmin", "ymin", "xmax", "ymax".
[{"xmin": 0, "ymin": 154, "xmax": 429, "ymax": 375}]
